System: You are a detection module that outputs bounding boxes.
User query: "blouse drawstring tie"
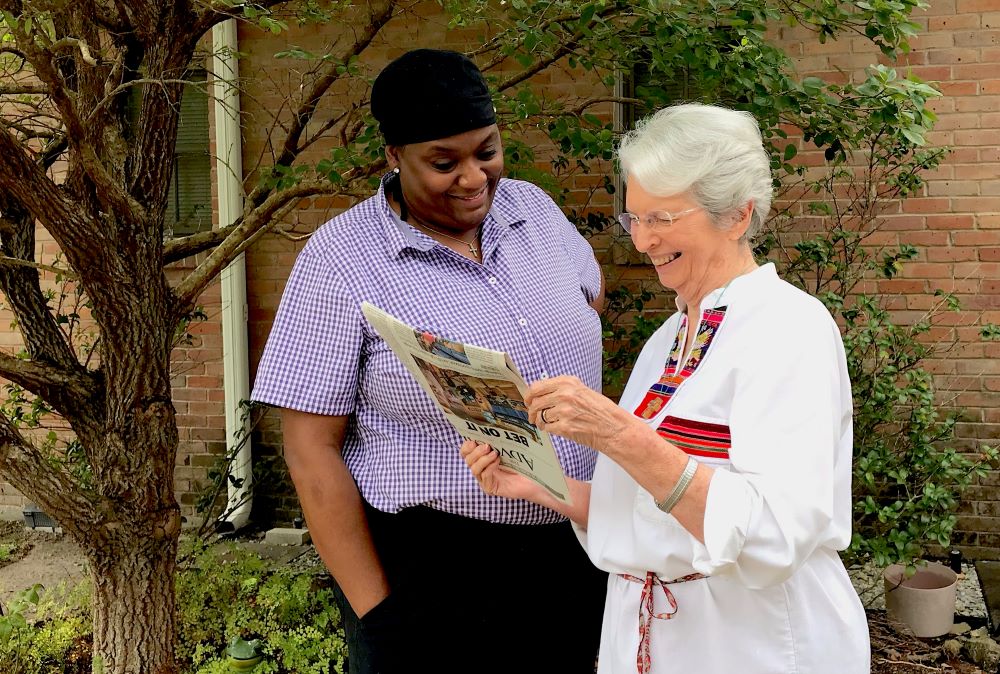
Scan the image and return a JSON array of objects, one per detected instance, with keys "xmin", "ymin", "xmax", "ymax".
[{"xmin": 620, "ymin": 571, "xmax": 706, "ymax": 674}]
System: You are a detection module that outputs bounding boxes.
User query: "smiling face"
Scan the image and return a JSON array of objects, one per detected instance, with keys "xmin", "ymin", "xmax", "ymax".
[
  {"xmin": 624, "ymin": 177, "xmax": 751, "ymax": 305},
  {"xmin": 387, "ymin": 125, "xmax": 503, "ymax": 234}
]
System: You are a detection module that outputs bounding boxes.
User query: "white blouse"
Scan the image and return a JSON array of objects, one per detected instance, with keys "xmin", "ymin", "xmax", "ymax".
[{"xmin": 578, "ymin": 264, "xmax": 870, "ymax": 674}]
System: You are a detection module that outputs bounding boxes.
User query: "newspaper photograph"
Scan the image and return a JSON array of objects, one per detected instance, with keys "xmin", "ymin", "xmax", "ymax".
[{"xmin": 361, "ymin": 302, "xmax": 571, "ymax": 504}]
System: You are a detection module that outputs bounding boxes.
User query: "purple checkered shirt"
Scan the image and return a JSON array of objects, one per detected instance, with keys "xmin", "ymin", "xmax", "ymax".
[{"xmin": 252, "ymin": 174, "xmax": 603, "ymax": 524}]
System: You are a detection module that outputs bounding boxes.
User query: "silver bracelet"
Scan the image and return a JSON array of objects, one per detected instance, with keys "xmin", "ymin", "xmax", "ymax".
[{"xmin": 656, "ymin": 456, "xmax": 699, "ymax": 514}]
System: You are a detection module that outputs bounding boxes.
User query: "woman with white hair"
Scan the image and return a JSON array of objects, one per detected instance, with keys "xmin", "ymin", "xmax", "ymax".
[{"xmin": 462, "ymin": 103, "xmax": 870, "ymax": 673}]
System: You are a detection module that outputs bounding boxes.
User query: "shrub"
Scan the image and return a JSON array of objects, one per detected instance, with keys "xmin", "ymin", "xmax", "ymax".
[{"xmin": 766, "ymin": 131, "xmax": 999, "ymax": 570}]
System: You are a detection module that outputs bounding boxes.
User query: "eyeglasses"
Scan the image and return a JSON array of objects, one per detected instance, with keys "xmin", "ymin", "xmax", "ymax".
[{"xmin": 616, "ymin": 207, "xmax": 701, "ymax": 234}]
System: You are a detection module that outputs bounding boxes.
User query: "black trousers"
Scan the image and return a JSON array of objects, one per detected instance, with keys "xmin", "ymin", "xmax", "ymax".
[{"xmin": 337, "ymin": 502, "xmax": 607, "ymax": 674}]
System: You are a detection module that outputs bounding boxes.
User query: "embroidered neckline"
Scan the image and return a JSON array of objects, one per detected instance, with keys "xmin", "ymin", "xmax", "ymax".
[{"xmin": 631, "ymin": 306, "xmax": 727, "ymax": 419}]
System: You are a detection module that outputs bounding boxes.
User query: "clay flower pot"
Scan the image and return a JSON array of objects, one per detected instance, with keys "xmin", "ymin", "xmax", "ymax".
[{"xmin": 883, "ymin": 562, "xmax": 958, "ymax": 638}]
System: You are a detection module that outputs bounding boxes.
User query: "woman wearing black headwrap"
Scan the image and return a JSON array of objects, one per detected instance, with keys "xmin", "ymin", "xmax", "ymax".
[{"xmin": 253, "ymin": 49, "xmax": 607, "ymax": 673}]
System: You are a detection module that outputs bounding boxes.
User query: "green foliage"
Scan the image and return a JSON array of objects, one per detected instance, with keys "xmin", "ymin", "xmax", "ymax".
[
  {"xmin": 0, "ymin": 541, "xmax": 345, "ymax": 674},
  {"xmin": 192, "ymin": 400, "xmax": 289, "ymax": 535},
  {"xmin": 0, "ymin": 583, "xmax": 91, "ymax": 674},
  {"xmin": 174, "ymin": 306, "xmax": 209, "ymax": 349},
  {"xmin": 835, "ymin": 286, "xmax": 997, "ymax": 567},
  {"xmin": 177, "ymin": 540, "xmax": 346, "ymax": 674}
]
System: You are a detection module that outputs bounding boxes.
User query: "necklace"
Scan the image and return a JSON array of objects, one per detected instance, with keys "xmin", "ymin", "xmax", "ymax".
[
  {"xmin": 392, "ymin": 176, "xmax": 483, "ymax": 258},
  {"xmin": 412, "ymin": 219, "xmax": 483, "ymax": 258}
]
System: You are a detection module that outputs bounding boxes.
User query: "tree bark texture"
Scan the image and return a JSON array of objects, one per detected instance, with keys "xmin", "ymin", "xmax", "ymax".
[{"xmin": 89, "ymin": 531, "xmax": 180, "ymax": 674}]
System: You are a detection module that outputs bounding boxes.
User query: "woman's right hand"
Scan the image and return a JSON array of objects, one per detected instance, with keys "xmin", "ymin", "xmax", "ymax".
[{"xmin": 460, "ymin": 440, "xmax": 539, "ymax": 501}]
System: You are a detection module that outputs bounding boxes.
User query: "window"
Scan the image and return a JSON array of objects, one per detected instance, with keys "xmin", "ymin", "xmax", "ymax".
[
  {"xmin": 166, "ymin": 71, "xmax": 212, "ymax": 236},
  {"xmin": 131, "ymin": 71, "xmax": 212, "ymax": 237},
  {"xmin": 614, "ymin": 56, "xmax": 701, "ymax": 216}
]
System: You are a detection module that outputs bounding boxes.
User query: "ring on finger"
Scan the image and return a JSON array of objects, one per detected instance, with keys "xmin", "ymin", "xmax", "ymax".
[{"xmin": 540, "ymin": 407, "xmax": 553, "ymax": 424}]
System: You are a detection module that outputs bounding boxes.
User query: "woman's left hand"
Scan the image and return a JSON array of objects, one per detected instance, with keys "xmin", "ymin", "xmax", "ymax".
[{"xmin": 525, "ymin": 375, "xmax": 631, "ymax": 454}]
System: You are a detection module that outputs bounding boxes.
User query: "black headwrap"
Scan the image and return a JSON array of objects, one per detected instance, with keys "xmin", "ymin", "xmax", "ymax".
[{"xmin": 371, "ymin": 49, "xmax": 497, "ymax": 146}]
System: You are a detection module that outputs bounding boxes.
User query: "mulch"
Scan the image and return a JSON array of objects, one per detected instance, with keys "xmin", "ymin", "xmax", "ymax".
[{"xmin": 869, "ymin": 610, "xmax": 989, "ymax": 674}]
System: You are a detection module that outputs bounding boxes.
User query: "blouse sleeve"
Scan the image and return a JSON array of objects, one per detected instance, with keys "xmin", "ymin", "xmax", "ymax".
[
  {"xmin": 690, "ymin": 314, "xmax": 852, "ymax": 589},
  {"xmin": 251, "ymin": 248, "xmax": 364, "ymax": 416}
]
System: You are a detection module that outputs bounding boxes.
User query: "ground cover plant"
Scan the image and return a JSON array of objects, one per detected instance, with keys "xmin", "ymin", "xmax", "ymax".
[{"xmin": 0, "ymin": 537, "xmax": 346, "ymax": 673}]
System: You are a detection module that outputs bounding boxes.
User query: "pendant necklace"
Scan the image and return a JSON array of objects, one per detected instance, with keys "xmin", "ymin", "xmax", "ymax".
[
  {"xmin": 393, "ymin": 173, "xmax": 482, "ymax": 258},
  {"xmin": 413, "ymin": 218, "xmax": 482, "ymax": 259}
]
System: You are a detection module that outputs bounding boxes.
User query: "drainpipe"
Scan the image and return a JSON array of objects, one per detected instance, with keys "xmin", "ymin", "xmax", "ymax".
[{"xmin": 212, "ymin": 19, "xmax": 251, "ymax": 532}]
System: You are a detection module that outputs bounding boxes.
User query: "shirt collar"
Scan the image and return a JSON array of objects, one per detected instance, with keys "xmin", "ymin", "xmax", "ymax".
[
  {"xmin": 674, "ymin": 262, "xmax": 777, "ymax": 312},
  {"xmin": 377, "ymin": 172, "xmax": 523, "ymax": 259}
]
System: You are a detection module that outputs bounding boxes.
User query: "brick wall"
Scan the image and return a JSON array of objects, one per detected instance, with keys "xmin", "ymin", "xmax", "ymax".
[
  {"xmin": 5, "ymin": 2, "xmax": 994, "ymax": 553},
  {"xmin": 775, "ymin": 3, "xmax": 1000, "ymax": 558},
  {"xmin": 240, "ymin": 4, "xmax": 1000, "ymax": 543}
]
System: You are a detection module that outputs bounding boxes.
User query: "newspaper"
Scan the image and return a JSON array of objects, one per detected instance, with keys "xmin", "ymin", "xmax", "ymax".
[{"xmin": 361, "ymin": 302, "xmax": 571, "ymax": 505}]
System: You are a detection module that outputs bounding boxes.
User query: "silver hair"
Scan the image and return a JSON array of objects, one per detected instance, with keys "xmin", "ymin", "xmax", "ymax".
[{"xmin": 617, "ymin": 103, "xmax": 773, "ymax": 242}]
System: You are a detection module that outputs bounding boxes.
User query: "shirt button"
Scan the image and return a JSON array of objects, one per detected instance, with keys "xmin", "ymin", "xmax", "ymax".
[
  {"xmin": 518, "ymin": 318, "xmax": 527, "ymax": 327},
  {"xmin": 541, "ymin": 371, "xmax": 549, "ymax": 378},
  {"xmin": 489, "ymin": 276, "xmax": 498, "ymax": 285}
]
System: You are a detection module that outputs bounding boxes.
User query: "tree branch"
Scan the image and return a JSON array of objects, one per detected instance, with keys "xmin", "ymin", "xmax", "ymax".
[
  {"xmin": 0, "ymin": 8, "xmax": 146, "ymax": 224},
  {"xmin": 0, "ymin": 125, "xmax": 98, "ymax": 255},
  {"xmin": 0, "ymin": 351, "xmax": 99, "ymax": 422},
  {"xmin": 0, "ymin": 255, "xmax": 76, "ymax": 278},
  {"xmin": 490, "ymin": 7, "xmax": 620, "ymax": 93},
  {"xmin": 49, "ymin": 37, "xmax": 100, "ymax": 66},
  {"xmin": 191, "ymin": 0, "xmax": 292, "ymax": 36},
  {"xmin": 242, "ymin": 0, "xmax": 397, "ymax": 211},
  {"xmin": 0, "ymin": 204, "xmax": 84, "ymax": 375},
  {"xmin": 163, "ymin": 225, "xmax": 236, "ymax": 265},
  {"xmin": 87, "ymin": 78, "xmax": 206, "ymax": 124},
  {"xmin": 0, "ymin": 417, "xmax": 94, "ymax": 539},
  {"xmin": 0, "ymin": 84, "xmax": 48, "ymax": 95},
  {"xmin": 173, "ymin": 178, "xmax": 340, "ymax": 310}
]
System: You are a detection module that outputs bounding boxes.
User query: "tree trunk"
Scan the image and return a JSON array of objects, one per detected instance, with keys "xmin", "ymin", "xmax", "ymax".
[{"xmin": 88, "ymin": 529, "xmax": 180, "ymax": 674}]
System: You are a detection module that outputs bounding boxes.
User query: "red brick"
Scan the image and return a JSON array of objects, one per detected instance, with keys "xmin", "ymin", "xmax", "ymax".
[
  {"xmin": 927, "ymin": 180, "xmax": 981, "ymax": 196},
  {"xmin": 940, "ymin": 81, "xmax": 980, "ymax": 95},
  {"xmin": 959, "ymin": 0, "xmax": 1000, "ymax": 11},
  {"xmin": 927, "ymin": 48, "xmax": 982, "ymax": 64},
  {"xmin": 954, "ymin": 164, "xmax": 1000, "ymax": 180},
  {"xmin": 954, "ymin": 129, "xmax": 999, "ymax": 145},
  {"xmin": 930, "ymin": 14, "xmax": 983, "ymax": 30},
  {"xmin": 954, "ymin": 30, "xmax": 1000, "ymax": 47},
  {"xmin": 902, "ymin": 198, "xmax": 952, "ymax": 214},
  {"xmin": 909, "ymin": 65, "xmax": 954, "ymax": 81},
  {"xmin": 954, "ymin": 197, "xmax": 1000, "ymax": 212},
  {"xmin": 953, "ymin": 231, "xmax": 1000, "ymax": 245},
  {"xmin": 928, "ymin": 246, "xmax": 978, "ymax": 262},
  {"xmin": 956, "ymin": 95, "xmax": 1000, "ymax": 112},
  {"xmin": 933, "ymin": 279, "xmax": 981, "ymax": 293}
]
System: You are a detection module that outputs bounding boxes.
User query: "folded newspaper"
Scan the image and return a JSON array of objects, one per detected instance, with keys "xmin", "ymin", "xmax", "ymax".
[{"xmin": 361, "ymin": 302, "xmax": 571, "ymax": 505}]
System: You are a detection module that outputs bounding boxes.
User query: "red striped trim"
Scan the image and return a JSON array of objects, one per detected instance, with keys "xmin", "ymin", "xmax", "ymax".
[{"xmin": 656, "ymin": 415, "xmax": 731, "ymax": 459}]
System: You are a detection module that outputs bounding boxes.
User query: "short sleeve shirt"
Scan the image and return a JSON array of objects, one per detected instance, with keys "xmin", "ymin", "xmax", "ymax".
[{"xmin": 252, "ymin": 175, "xmax": 603, "ymax": 524}]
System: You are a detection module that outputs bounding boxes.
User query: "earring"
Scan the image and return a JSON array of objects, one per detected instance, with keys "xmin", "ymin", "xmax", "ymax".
[{"xmin": 393, "ymin": 167, "xmax": 400, "ymax": 175}]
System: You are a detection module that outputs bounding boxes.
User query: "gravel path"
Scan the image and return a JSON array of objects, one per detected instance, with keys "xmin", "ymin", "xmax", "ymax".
[{"xmin": 849, "ymin": 562, "xmax": 988, "ymax": 621}]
